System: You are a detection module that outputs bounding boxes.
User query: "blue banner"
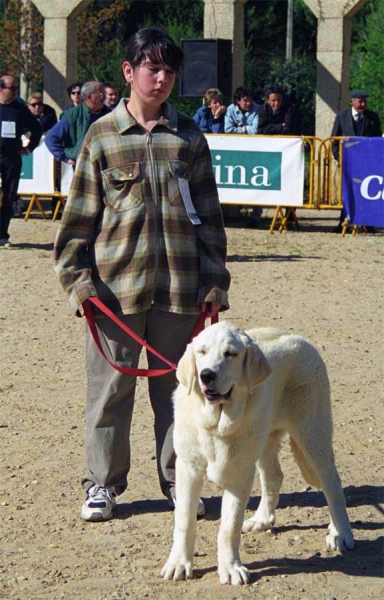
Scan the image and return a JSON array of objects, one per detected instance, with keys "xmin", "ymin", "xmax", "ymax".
[{"xmin": 342, "ymin": 138, "xmax": 384, "ymax": 227}]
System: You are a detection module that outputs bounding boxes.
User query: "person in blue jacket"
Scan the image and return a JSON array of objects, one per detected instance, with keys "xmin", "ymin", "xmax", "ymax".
[
  {"xmin": 193, "ymin": 88, "xmax": 226, "ymax": 133},
  {"xmin": 224, "ymin": 86, "xmax": 260, "ymax": 134}
]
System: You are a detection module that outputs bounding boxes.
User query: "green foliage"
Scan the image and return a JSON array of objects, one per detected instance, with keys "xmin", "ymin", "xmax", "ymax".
[
  {"xmin": 350, "ymin": 0, "xmax": 384, "ymax": 124},
  {"xmin": 77, "ymin": 0, "xmax": 128, "ymax": 90},
  {"xmin": 0, "ymin": 0, "xmax": 43, "ymax": 96},
  {"xmin": 244, "ymin": 0, "xmax": 317, "ymax": 133},
  {"xmin": 0, "ymin": 0, "xmax": 381, "ymax": 132}
]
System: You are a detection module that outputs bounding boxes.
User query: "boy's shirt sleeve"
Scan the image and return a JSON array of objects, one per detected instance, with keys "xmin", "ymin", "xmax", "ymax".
[
  {"xmin": 53, "ymin": 137, "xmax": 100, "ymax": 315},
  {"xmin": 189, "ymin": 133, "xmax": 231, "ymax": 310}
]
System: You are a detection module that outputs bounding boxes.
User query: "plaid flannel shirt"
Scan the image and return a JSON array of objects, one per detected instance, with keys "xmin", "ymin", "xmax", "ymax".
[{"xmin": 54, "ymin": 99, "xmax": 230, "ymax": 317}]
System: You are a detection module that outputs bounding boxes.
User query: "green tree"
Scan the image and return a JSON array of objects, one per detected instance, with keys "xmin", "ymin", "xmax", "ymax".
[
  {"xmin": 77, "ymin": 0, "xmax": 128, "ymax": 87},
  {"xmin": 0, "ymin": 0, "xmax": 43, "ymax": 97},
  {"xmin": 244, "ymin": 0, "xmax": 317, "ymax": 133},
  {"xmin": 350, "ymin": 0, "xmax": 384, "ymax": 123}
]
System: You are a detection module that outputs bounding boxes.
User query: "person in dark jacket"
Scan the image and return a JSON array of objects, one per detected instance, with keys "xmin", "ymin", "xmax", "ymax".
[
  {"xmin": 63, "ymin": 82, "xmax": 83, "ymax": 111},
  {"xmin": 0, "ymin": 75, "xmax": 42, "ymax": 246},
  {"xmin": 258, "ymin": 86, "xmax": 301, "ymax": 136},
  {"xmin": 331, "ymin": 89, "xmax": 382, "ymax": 160},
  {"xmin": 27, "ymin": 92, "xmax": 57, "ymax": 133},
  {"xmin": 193, "ymin": 88, "xmax": 226, "ymax": 133},
  {"xmin": 331, "ymin": 89, "xmax": 382, "ymax": 232},
  {"xmin": 45, "ymin": 81, "xmax": 110, "ymax": 166}
]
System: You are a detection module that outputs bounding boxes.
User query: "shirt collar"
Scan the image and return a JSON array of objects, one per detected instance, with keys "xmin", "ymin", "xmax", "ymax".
[{"xmin": 113, "ymin": 98, "xmax": 178, "ymax": 133}]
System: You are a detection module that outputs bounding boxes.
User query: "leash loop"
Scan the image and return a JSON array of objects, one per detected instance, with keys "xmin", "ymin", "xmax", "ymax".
[{"xmin": 83, "ymin": 297, "xmax": 218, "ymax": 378}]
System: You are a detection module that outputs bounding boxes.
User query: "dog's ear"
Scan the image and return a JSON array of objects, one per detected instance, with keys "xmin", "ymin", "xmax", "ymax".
[
  {"xmin": 176, "ymin": 342, "xmax": 196, "ymax": 394},
  {"xmin": 244, "ymin": 341, "xmax": 272, "ymax": 394}
]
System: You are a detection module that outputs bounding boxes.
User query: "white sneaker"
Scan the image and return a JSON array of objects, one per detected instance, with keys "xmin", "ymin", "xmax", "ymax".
[
  {"xmin": 167, "ymin": 491, "xmax": 206, "ymax": 518},
  {"xmin": 81, "ymin": 484, "xmax": 117, "ymax": 521},
  {"xmin": 0, "ymin": 238, "xmax": 11, "ymax": 248}
]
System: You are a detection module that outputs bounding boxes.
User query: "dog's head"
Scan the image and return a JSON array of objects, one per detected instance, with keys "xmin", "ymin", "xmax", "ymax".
[{"xmin": 177, "ymin": 321, "xmax": 271, "ymax": 404}]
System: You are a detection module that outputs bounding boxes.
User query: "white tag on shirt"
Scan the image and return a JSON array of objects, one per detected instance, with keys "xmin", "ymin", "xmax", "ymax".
[
  {"xmin": 1, "ymin": 121, "xmax": 16, "ymax": 138},
  {"xmin": 178, "ymin": 178, "xmax": 202, "ymax": 225}
]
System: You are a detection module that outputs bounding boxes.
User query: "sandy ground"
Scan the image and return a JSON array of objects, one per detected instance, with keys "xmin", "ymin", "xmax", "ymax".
[{"xmin": 1, "ymin": 208, "xmax": 383, "ymax": 600}]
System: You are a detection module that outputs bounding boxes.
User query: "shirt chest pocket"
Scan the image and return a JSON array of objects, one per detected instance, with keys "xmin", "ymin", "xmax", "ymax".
[
  {"xmin": 168, "ymin": 160, "xmax": 191, "ymax": 208},
  {"xmin": 101, "ymin": 163, "xmax": 143, "ymax": 212}
]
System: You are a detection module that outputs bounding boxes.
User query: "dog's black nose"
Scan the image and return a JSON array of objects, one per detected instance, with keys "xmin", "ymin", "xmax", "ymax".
[{"xmin": 200, "ymin": 369, "xmax": 216, "ymax": 384}]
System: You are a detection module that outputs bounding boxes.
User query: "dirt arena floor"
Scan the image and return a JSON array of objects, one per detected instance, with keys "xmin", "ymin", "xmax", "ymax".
[{"xmin": 1, "ymin": 208, "xmax": 383, "ymax": 600}]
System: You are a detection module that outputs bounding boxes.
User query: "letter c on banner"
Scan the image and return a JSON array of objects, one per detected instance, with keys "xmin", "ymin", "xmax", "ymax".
[{"xmin": 360, "ymin": 175, "xmax": 384, "ymax": 200}]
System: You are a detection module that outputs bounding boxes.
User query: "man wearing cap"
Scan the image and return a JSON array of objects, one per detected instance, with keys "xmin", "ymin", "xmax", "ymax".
[
  {"xmin": 331, "ymin": 90, "xmax": 382, "ymax": 160},
  {"xmin": 331, "ymin": 90, "xmax": 382, "ymax": 231}
]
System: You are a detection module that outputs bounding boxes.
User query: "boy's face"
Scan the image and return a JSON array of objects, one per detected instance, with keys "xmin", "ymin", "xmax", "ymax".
[
  {"xmin": 237, "ymin": 95, "xmax": 252, "ymax": 112},
  {"xmin": 266, "ymin": 93, "xmax": 283, "ymax": 111},
  {"xmin": 123, "ymin": 59, "xmax": 176, "ymax": 106},
  {"xmin": 105, "ymin": 87, "xmax": 118, "ymax": 105}
]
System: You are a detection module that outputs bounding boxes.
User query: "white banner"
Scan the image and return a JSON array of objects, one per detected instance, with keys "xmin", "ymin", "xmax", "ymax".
[
  {"xmin": 18, "ymin": 137, "xmax": 55, "ymax": 195},
  {"xmin": 60, "ymin": 161, "xmax": 74, "ymax": 196},
  {"xmin": 206, "ymin": 135, "xmax": 305, "ymax": 206}
]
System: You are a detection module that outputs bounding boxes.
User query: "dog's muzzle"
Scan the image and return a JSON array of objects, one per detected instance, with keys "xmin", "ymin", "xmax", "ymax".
[{"xmin": 200, "ymin": 368, "xmax": 233, "ymax": 404}]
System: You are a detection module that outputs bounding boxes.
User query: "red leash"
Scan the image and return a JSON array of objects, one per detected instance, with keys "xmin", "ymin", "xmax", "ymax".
[{"xmin": 83, "ymin": 297, "xmax": 218, "ymax": 378}]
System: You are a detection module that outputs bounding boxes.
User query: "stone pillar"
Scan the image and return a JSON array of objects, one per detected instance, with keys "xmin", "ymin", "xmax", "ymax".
[
  {"xmin": 302, "ymin": 0, "xmax": 369, "ymax": 139},
  {"xmin": 203, "ymin": 0, "xmax": 248, "ymax": 95},
  {"xmin": 31, "ymin": 0, "xmax": 92, "ymax": 114}
]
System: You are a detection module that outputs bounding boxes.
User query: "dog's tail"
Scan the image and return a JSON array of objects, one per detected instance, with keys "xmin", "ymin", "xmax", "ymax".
[{"xmin": 290, "ymin": 437, "xmax": 321, "ymax": 489}]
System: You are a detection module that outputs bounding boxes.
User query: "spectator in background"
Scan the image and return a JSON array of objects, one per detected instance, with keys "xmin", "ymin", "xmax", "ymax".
[
  {"xmin": 0, "ymin": 75, "xmax": 42, "ymax": 246},
  {"xmin": 331, "ymin": 89, "xmax": 382, "ymax": 233},
  {"xmin": 103, "ymin": 82, "xmax": 120, "ymax": 110},
  {"xmin": 224, "ymin": 86, "xmax": 259, "ymax": 134},
  {"xmin": 64, "ymin": 82, "xmax": 83, "ymax": 111},
  {"xmin": 331, "ymin": 89, "xmax": 382, "ymax": 161},
  {"xmin": 45, "ymin": 81, "xmax": 110, "ymax": 166},
  {"xmin": 225, "ymin": 87, "xmax": 262, "ymax": 226},
  {"xmin": 258, "ymin": 86, "xmax": 301, "ymax": 135},
  {"xmin": 27, "ymin": 92, "xmax": 57, "ymax": 133},
  {"xmin": 193, "ymin": 88, "xmax": 226, "ymax": 133}
]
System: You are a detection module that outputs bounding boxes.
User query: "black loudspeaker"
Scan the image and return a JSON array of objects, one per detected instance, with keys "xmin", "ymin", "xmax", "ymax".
[{"xmin": 180, "ymin": 39, "xmax": 233, "ymax": 98}]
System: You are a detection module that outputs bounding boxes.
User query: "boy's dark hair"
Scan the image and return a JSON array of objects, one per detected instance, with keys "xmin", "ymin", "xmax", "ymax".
[
  {"xmin": 104, "ymin": 81, "xmax": 118, "ymax": 89},
  {"xmin": 66, "ymin": 82, "xmax": 83, "ymax": 98},
  {"xmin": 265, "ymin": 85, "xmax": 284, "ymax": 99},
  {"xmin": 124, "ymin": 28, "xmax": 184, "ymax": 73},
  {"xmin": 233, "ymin": 86, "xmax": 253, "ymax": 103}
]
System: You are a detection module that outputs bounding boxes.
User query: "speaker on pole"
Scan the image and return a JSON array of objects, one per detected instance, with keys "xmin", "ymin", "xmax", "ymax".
[{"xmin": 180, "ymin": 39, "xmax": 233, "ymax": 98}]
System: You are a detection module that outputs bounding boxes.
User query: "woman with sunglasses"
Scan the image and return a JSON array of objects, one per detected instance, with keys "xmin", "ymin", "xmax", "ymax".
[
  {"xmin": 64, "ymin": 82, "xmax": 83, "ymax": 111},
  {"xmin": 27, "ymin": 92, "xmax": 57, "ymax": 133}
]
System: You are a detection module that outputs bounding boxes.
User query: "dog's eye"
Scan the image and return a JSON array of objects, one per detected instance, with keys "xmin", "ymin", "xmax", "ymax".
[
  {"xmin": 224, "ymin": 351, "xmax": 237, "ymax": 358},
  {"xmin": 197, "ymin": 348, "xmax": 207, "ymax": 356}
]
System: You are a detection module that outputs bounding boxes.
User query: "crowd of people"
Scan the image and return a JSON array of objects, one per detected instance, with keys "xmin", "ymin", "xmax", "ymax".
[{"xmin": 1, "ymin": 59, "xmax": 382, "ymax": 244}]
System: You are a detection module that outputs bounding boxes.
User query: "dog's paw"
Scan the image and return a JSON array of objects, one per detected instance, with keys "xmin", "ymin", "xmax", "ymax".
[
  {"xmin": 161, "ymin": 558, "xmax": 193, "ymax": 581},
  {"xmin": 326, "ymin": 524, "xmax": 355, "ymax": 552},
  {"xmin": 242, "ymin": 513, "xmax": 275, "ymax": 533},
  {"xmin": 218, "ymin": 561, "xmax": 250, "ymax": 585}
]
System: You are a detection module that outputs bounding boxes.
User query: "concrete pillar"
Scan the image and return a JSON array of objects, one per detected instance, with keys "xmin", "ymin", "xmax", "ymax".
[
  {"xmin": 31, "ymin": 0, "xmax": 92, "ymax": 114},
  {"xmin": 203, "ymin": 0, "xmax": 248, "ymax": 95},
  {"xmin": 302, "ymin": 0, "xmax": 369, "ymax": 139}
]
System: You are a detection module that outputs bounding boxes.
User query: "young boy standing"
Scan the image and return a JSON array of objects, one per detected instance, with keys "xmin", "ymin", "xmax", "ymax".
[{"xmin": 54, "ymin": 28, "xmax": 230, "ymax": 521}]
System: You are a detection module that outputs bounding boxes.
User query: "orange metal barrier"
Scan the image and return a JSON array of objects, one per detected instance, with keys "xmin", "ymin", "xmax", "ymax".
[
  {"xmin": 22, "ymin": 160, "xmax": 66, "ymax": 221},
  {"xmin": 269, "ymin": 136, "xmax": 347, "ymax": 232},
  {"xmin": 315, "ymin": 137, "xmax": 343, "ymax": 209}
]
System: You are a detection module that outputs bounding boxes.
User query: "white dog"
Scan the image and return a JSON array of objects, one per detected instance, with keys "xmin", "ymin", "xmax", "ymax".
[{"xmin": 161, "ymin": 321, "xmax": 354, "ymax": 585}]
